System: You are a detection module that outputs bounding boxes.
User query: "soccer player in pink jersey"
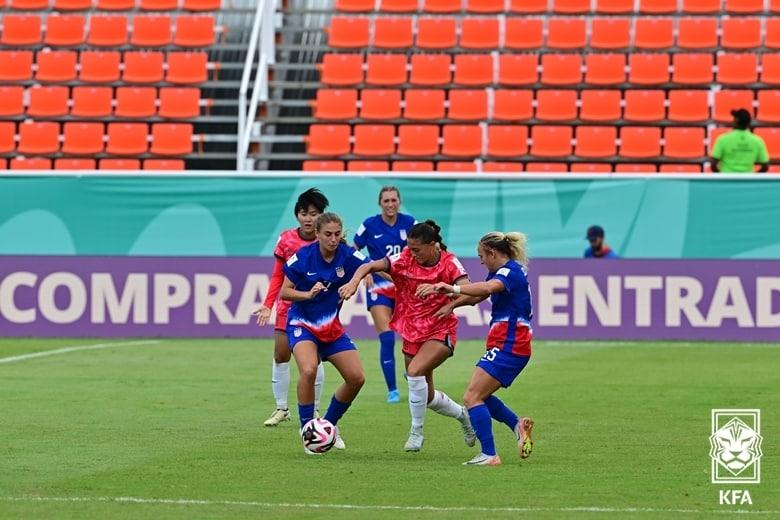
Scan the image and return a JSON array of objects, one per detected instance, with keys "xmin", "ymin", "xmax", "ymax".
[
  {"xmin": 340, "ymin": 220, "xmax": 476, "ymax": 452},
  {"xmin": 253, "ymin": 188, "xmax": 329, "ymax": 427},
  {"xmin": 420, "ymin": 232, "xmax": 535, "ymax": 466}
]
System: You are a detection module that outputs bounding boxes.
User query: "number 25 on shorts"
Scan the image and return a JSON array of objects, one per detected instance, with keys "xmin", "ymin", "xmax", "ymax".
[{"xmin": 481, "ymin": 347, "xmax": 499, "ymax": 362}]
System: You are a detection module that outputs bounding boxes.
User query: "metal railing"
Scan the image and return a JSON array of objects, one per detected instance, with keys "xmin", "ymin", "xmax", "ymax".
[{"xmin": 237, "ymin": 0, "xmax": 275, "ymax": 171}]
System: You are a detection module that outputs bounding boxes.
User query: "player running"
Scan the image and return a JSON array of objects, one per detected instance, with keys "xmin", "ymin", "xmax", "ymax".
[
  {"xmin": 352, "ymin": 186, "xmax": 415, "ymax": 404},
  {"xmin": 280, "ymin": 212, "xmax": 369, "ymax": 454},
  {"xmin": 253, "ymin": 188, "xmax": 329, "ymax": 427},
  {"xmin": 419, "ymin": 231, "xmax": 535, "ymax": 466},
  {"xmin": 339, "ymin": 220, "xmax": 476, "ymax": 452}
]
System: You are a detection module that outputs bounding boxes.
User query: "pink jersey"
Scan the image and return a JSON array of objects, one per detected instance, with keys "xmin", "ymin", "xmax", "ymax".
[
  {"xmin": 388, "ymin": 248, "xmax": 468, "ymax": 343},
  {"xmin": 266, "ymin": 228, "xmax": 317, "ymax": 319}
]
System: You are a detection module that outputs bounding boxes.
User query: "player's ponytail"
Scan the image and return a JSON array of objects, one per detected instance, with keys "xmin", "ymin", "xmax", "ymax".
[
  {"xmin": 480, "ymin": 231, "xmax": 528, "ymax": 268},
  {"xmin": 409, "ymin": 220, "xmax": 447, "ymax": 251}
]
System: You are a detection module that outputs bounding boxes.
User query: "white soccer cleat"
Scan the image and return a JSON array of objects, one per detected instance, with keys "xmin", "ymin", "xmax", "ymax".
[
  {"xmin": 333, "ymin": 427, "xmax": 346, "ymax": 450},
  {"xmin": 463, "ymin": 453, "xmax": 502, "ymax": 466},
  {"xmin": 264, "ymin": 408, "xmax": 290, "ymax": 427},
  {"xmin": 404, "ymin": 431, "xmax": 424, "ymax": 452},
  {"xmin": 515, "ymin": 416, "xmax": 534, "ymax": 459},
  {"xmin": 459, "ymin": 407, "xmax": 477, "ymax": 447}
]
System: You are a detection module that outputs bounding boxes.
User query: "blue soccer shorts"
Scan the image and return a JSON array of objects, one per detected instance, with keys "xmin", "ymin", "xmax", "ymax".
[
  {"xmin": 287, "ymin": 326, "xmax": 357, "ymax": 360},
  {"xmin": 476, "ymin": 348, "xmax": 530, "ymax": 388}
]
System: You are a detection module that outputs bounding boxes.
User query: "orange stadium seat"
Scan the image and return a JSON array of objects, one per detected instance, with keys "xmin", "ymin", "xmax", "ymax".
[
  {"xmin": 62, "ymin": 122, "xmax": 105, "ymax": 154},
  {"xmin": 0, "ymin": 86, "xmax": 24, "ymax": 117},
  {"xmin": 115, "ymin": 86, "xmax": 158, "ymax": 118},
  {"xmin": 71, "ymin": 87, "xmax": 113, "ymax": 117},
  {"xmin": 677, "ymin": 17, "xmax": 717, "ymax": 49},
  {"xmin": 45, "ymin": 15, "xmax": 86, "ymax": 46},
  {"xmin": 302, "ymin": 160, "xmax": 344, "ymax": 171},
  {"xmin": 11, "ymin": 0, "xmax": 49, "ymax": 8},
  {"xmin": 360, "ymin": 89, "xmax": 402, "ymax": 120},
  {"xmin": 403, "ymin": 89, "xmax": 446, "ymax": 120},
  {"xmin": 487, "ymin": 125, "xmax": 528, "ymax": 157},
  {"xmin": 140, "ymin": 0, "xmax": 177, "ymax": 9},
  {"xmin": 504, "ymin": 18, "xmax": 544, "ymax": 50},
  {"xmin": 79, "ymin": 51, "xmax": 121, "ymax": 82},
  {"xmin": 725, "ymin": 0, "xmax": 763, "ymax": 13},
  {"xmin": 585, "ymin": 53, "xmax": 626, "ymax": 85},
  {"xmin": 423, "ymin": 0, "xmax": 460, "ymax": 13},
  {"xmin": 1, "ymin": 15, "xmax": 42, "ymax": 46},
  {"xmin": 755, "ymin": 127, "xmax": 780, "ymax": 157},
  {"xmin": 410, "ymin": 54, "xmax": 451, "ymax": 85},
  {"xmin": 721, "ymin": 18, "xmax": 761, "ymax": 50},
  {"xmin": 571, "ymin": 163, "xmax": 612, "ymax": 173},
  {"xmin": 27, "ymin": 85, "xmax": 69, "ymax": 117},
  {"xmin": 575, "ymin": 126, "xmax": 617, "ymax": 158},
  {"xmin": 766, "ymin": 20, "xmax": 780, "ymax": 49},
  {"xmin": 639, "ymin": 0, "xmax": 676, "ymax": 13},
  {"xmin": 498, "ymin": 55, "xmax": 538, "ymax": 86},
  {"xmin": 18, "ymin": 121, "xmax": 60, "ymax": 154},
  {"xmin": 327, "ymin": 17, "xmax": 370, "ymax": 49},
  {"xmin": 681, "ymin": 0, "xmax": 720, "ymax": 13},
  {"xmin": 397, "ymin": 125, "xmax": 439, "ymax": 156},
  {"xmin": 313, "ymin": 89, "xmax": 358, "ymax": 120},
  {"xmin": 634, "ymin": 18, "xmax": 674, "ymax": 49},
  {"xmin": 460, "ymin": 18, "xmax": 500, "ymax": 50},
  {"xmin": 717, "ymin": 53, "xmax": 758, "ymax": 85},
  {"xmin": 659, "ymin": 164, "xmax": 702, "ymax": 173},
  {"xmin": 628, "ymin": 53, "xmax": 670, "ymax": 85},
  {"xmin": 713, "ymin": 90, "xmax": 755, "ymax": 123},
  {"xmin": 335, "ymin": 0, "xmax": 374, "ymax": 11},
  {"xmin": 36, "ymin": 50, "xmax": 78, "ymax": 82},
  {"xmin": 541, "ymin": 54, "xmax": 582, "ymax": 86},
  {"xmin": 380, "ymin": 0, "xmax": 417, "ymax": 12},
  {"xmin": 0, "ymin": 51, "xmax": 33, "ymax": 81},
  {"xmin": 174, "ymin": 15, "xmax": 215, "ymax": 47},
  {"xmin": 100, "ymin": 159, "xmax": 143, "ymax": 169},
  {"xmin": 547, "ymin": 18, "xmax": 586, "ymax": 49},
  {"xmin": 131, "ymin": 15, "xmax": 172, "ymax": 47},
  {"xmin": 508, "ymin": 0, "xmax": 547, "ymax": 13},
  {"xmin": 150, "ymin": 123, "xmax": 193, "ymax": 155},
  {"xmin": 591, "ymin": 17, "xmax": 631, "ymax": 49},
  {"xmin": 757, "ymin": 91, "xmax": 780, "ymax": 122},
  {"xmin": 620, "ymin": 127, "xmax": 662, "ymax": 158},
  {"xmin": 708, "ymin": 127, "xmax": 729, "ymax": 154},
  {"xmin": 530, "ymin": 126, "xmax": 573, "ymax": 157},
  {"xmin": 55, "ymin": 159, "xmax": 97, "ymax": 170},
  {"xmin": 183, "ymin": 0, "xmax": 221, "ymax": 10},
  {"xmin": 466, "ymin": 0, "xmax": 504, "ymax": 13},
  {"xmin": 107, "ymin": 122, "xmax": 149, "ymax": 155},
  {"xmin": 96, "ymin": 0, "xmax": 134, "ymax": 8},
  {"xmin": 493, "ymin": 89, "xmax": 533, "ymax": 121},
  {"xmin": 441, "ymin": 124, "xmax": 482, "ymax": 157},
  {"xmin": 365, "ymin": 54, "xmax": 406, "ymax": 86},
  {"xmin": 320, "ymin": 54, "xmax": 363, "ymax": 86},
  {"xmin": 667, "ymin": 90, "xmax": 709, "ymax": 122},
  {"xmin": 672, "ymin": 53, "xmax": 713, "ymax": 84},
  {"xmin": 553, "ymin": 0, "xmax": 591, "ymax": 13},
  {"xmin": 437, "ymin": 162, "xmax": 478, "ymax": 172},
  {"xmin": 596, "ymin": 0, "xmax": 635, "ymax": 13},
  {"xmin": 347, "ymin": 161, "xmax": 390, "ymax": 171},
  {"xmin": 453, "ymin": 54, "xmax": 493, "ymax": 85},
  {"xmin": 536, "ymin": 90, "xmax": 578, "ymax": 121},
  {"xmin": 306, "ymin": 124, "xmax": 351, "ymax": 156},
  {"xmin": 123, "ymin": 51, "xmax": 165, "ymax": 83},
  {"xmin": 10, "ymin": 158, "xmax": 52, "ymax": 170},
  {"xmin": 158, "ymin": 87, "xmax": 201, "ymax": 119},
  {"xmin": 353, "ymin": 125, "xmax": 396, "ymax": 156},
  {"xmin": 448, "ymin": 89, "xmax": 487, "ymax": 120},
  {"xmin": 623, "ymin": 90, "xmax": 666, "ymax": 121},
  {"xmin": 392, "ymin": 161, "xmax": 434, "ymax": 171},
  {"xmin": 483, "ymin": 162, "xmax": 524, "ymax": 172},
  {"xmin": 88, "ymin": 16, "xmax": 129, "ymax": 46},
  {"xmin": 664, "ymin": 127, "xmax": 705, "ymax": 158},
  {"xmin": 166, "ymin": 52, "xmax": 208, "ymax": 84},
  {"xmin": 373, "ymin": 17, "xmax": 413, "ymax": 49},
  {"xmin": 416, "ymin": 17, "xmax": 457, "ymax": 49},
  {"xmin": 760, "ymin": 54, "xmax": 780, "ymax": 85},
  {"xmin": 144, "ymin": 159, "xmax": 186, "ymax": 169},
  {"xmin": 0, "ymin": 122, "xmax": 17, "ymax": 153},
  {"xmin": 579, "ymin": 90, "xmax": 622, "ymax": 121},
  {"xmin": 526, "ymin": 162, "xmax": 568, "ymax": 172},
  {"xmin": 615, "ymin": 163, "xmax": 657, "ymax": 172}
]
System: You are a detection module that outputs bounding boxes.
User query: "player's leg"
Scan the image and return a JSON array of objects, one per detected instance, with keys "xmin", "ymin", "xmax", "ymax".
[
  {"xmin": 370, "ymin": 302, "xmax": 398, "ymax": 403},
  {"xmin": 320, "ymin": 335, "xmax": 364, "ymax": 450},
  {"xmin": 314, "ymin": 361, "xmax": 325, "ymax": 413},
  {"xmin": 462, "ymin": 366, "xmax": 503, "ymax": 465},
  {"xmin": 265, "ymin": 330, "xmax": 292, "ymax": 426},
  {"xmin": 290, "ymin": 340, "xmax": 320, "ymax": 429}
]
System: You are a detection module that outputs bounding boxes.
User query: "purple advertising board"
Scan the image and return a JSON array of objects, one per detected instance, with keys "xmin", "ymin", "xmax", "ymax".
[{"xmin": 1, "ymin": 256, "xmax": 779, "ymax": 341}]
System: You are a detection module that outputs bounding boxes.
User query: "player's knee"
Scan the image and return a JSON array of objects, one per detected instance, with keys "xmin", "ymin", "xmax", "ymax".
[
  {"xmin": 298, "ymin": 364, "xmax": 318, "ymax": 383},
  {"xmin": 274, "ymin": 350, "xmax": 291, "ymax": 364},
  {"xmin": 462, "ymin": 388, "xmax": 478, "ymax": 408},
  {"xmin": 346, "ymin": 372, "xmax": 365, "ymax": 391},
  {"xmin": 406, "ymin": 366, "xmax": 424, "ymax": 378}
]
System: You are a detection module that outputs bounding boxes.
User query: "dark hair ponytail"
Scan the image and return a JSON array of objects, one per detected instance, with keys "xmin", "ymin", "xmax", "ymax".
[{"xmin": 408, "ymin": 219, "xmax": 447, "ymax": 251}]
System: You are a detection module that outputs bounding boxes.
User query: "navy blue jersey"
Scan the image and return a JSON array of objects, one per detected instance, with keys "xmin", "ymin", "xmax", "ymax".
[
  {"xmin": 353, "ymin": 213, "xmax": 416, "ymax": 261},
  {"xmin": 283, "ymin": 242, "xmax": 369, "ymax": 341},
  {"xmin": 486, "ymin": 260, "xmax": 533, "ymax": 355}
]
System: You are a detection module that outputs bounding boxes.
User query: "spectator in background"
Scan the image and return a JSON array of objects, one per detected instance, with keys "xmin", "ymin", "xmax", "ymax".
[
  {"xmin": 711, "ymin": 109, "xmax": 770, "ymax": 173},
  {"xmin": 584, "ymin": 225, "xmax": 619, "ymax": 259}
]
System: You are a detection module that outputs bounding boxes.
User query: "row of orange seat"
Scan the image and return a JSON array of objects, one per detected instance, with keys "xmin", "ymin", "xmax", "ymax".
[
  {"xmin": 0, "ymin": 14, "xmax": 215, "ymax": 47},
  {"xmin": 0, "ymin": 50, "xmax": 208, "ymax": 83},
  {"xmin": 312, "ymin": 88, "xmax": 780, "ymax": 123},
  {"xmin": 306, "ymin": 124, "xmax": 780, "ymax": 158},
  {"xmin": 320, "ymin": 52, "xmax": 779, "ymax": 87},
  {"xmin": 0, "ymin": 85, "xmax": 201, "ymax": 118},
  {"xmin": 0, "ymin": 121, "xmax": 193, "ymax": 155},
  {"xmin": 335, "ymin": 0, "xmax": 779, "ymax": 14},
  {"xmin": 1, "ymin": 157, "xmax": 184, "ymax": 169},
  {"xmin": 327, "ymin": 16, "xmax": 780, "ymax": 51},
  {"xmin": 1, "ymin": 0, "xmax": 217, "ymax": 10}
]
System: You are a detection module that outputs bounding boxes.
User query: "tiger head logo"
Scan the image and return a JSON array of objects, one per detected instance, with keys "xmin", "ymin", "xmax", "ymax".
[{"xmin": 709, "ymin": 417, "xmax": 763, "ymax": 476}]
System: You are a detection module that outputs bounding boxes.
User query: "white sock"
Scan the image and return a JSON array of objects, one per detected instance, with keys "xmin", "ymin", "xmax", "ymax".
[
  {"xmin": 407, "ymin": 375, "xmax": 428, "ymax": 433},
  {"xmin": 271, "ymin": 361, "xmax": 290, "ymax": 410},
  {"xmin": 428, "ymin": 390, "xmax": 466, "ymax": 422},
  {"xmin": 314, "ymin": 362, "xmax": 325, "ymax": 409}
]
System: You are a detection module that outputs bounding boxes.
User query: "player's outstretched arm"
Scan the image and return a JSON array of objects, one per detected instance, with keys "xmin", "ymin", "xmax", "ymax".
[
  {"xmin": 280, "ymin": 277, "xmax": 327, "ymax": 302},
  {"xmin": 338, "ymin": 258, "xmax": 389, "ymax": 300},
  {"xmin": 252, "ymin": 258, "xmax": 286, "ymax": 326}
]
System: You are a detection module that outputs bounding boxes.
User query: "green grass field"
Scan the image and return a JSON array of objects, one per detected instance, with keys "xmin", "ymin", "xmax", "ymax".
[{"xmin": 1, "ymin": 338, "xmax": 778, "ymax": 519}]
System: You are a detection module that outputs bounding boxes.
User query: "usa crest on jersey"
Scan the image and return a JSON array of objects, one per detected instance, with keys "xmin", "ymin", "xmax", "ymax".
[
  {"xmin": 335, "ymin": 266, "xmax": 345, "ymax": 278},
  {"xmin": 400, "ymin": 229, "xmax": 407, "ymax": 240}
]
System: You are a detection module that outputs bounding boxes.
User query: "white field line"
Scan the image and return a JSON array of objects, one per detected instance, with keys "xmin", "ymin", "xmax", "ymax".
[
  {"xmin": 541, "ymin": 341, "xmax": 780, "ymax": 349},
  {"xmin": 0, "ymin": 340, "xmax": 160, "ymax": 365},
  {"xmin": 0, "ymin": 496, "xmax": 777, "ymax": 515}
]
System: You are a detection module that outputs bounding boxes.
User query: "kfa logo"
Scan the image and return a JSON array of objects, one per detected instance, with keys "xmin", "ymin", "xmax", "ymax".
[{"xmin": 710, "ymin": 409, "xmax": 762, "ymax": 484}]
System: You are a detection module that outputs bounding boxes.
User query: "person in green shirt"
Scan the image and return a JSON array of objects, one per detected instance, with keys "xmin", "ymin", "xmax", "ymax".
[{"xmin": 711, "ymin": 109, "xmax": 770, "ymax": 173}]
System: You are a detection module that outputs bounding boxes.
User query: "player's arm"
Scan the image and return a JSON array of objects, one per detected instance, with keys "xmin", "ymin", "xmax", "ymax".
[
  {"xmin": 252, "ymin": 257, "xmax": 285, "ymax": 326},
  {"xmin": 338, "ymin": 258, "xmax": 390, "ymax": 300},
  {"xmin": 280, "ymin": 276, "xmax": 327, "ymax": 302}
]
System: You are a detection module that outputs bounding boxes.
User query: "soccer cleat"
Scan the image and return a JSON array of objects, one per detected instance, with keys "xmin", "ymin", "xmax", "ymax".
[
  {"xmin": 459, "ymin": 406, "xmax": 477, "ymax": 447},
  {"xmin": 263, "ymin": 408, "xmax": 290, "ymax": 427},
  {"xmin": 387, "ymin": 389, "xmax": 400, "ymax": 403},
  {"xmin": 463, "ymin": 453, "xmax": 502, "ymax": 466},
  {"xmin": 404, "ymin": 431, "xmax": 424, "ymax": 452},
  {"xmin": 333, "ymin": 427, "xmax": 346, "ymax": 450},
  {"xmin": 515, "ymin": 416, "xmax": 534, "ymax": 459}
]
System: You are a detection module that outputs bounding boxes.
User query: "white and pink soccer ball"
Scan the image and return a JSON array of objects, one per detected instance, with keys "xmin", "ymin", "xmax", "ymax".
[{"xmin": 301, "ymin": 418, "xmax": 337, "ymax": 453}]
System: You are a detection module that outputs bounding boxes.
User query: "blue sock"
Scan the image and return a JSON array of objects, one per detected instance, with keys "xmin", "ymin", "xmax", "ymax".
[
  {"xmin": 485, "ymin": 395, "xmax": 519, "ymax": 432},
  {"xmin": 298, "ymin": 403, "xmax": 315, "ymax": 429},
  {"xmin": 379, "ymin": 331, "xmax": 397, "ymax": 392},
  {"xmin": 468, "ymin": 404, "xmax": 496, "ymax": 456},
  {"xmin": 324, "ymin": 395, "xmax": 351, "ymax": 426}
]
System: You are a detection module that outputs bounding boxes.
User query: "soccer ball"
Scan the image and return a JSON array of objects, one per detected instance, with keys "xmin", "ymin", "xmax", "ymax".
[{"xmin": 301, "ymin": 418, "xmax": 337, "ymax": 453}]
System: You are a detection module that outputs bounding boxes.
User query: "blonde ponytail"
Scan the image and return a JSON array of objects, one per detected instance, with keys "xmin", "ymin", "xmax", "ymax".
[{"xmin": 480, "ymin": 231, "xmax": 529, "ymax": 268}]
